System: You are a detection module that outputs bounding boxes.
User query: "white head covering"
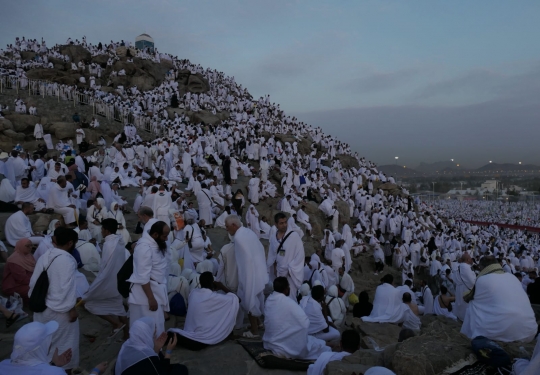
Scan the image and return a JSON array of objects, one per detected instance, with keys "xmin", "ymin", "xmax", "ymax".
[
  {"xmin": 115, "ymin": 317, "xmax": 156, "ymax": 375},
  {"xmin": 196, "ymin": 259, "xmax": 214, "ymax": 274},
  {"xmin": 299, "ymin": 283, "xmax": 311, "ymax": 297},
  {"xmin": 0, "ymin": 178, "xmax": 16, "ymax": 202},
  {"xmin": 10, "ymin": 321, "xmax": 58, "ymax": 366},
  {"xmin": 47, "ymin": 219, "xmax": 60, "ymax": 235},
  {"xmin": 364, "ymin": 367, "xmax": 396, "ymax": 375}
]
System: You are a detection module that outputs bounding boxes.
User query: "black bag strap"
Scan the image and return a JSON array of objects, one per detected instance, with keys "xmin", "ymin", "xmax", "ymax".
[
  {"xmin": 45, "ymin": 255, "xmax": 61, "ymax": 272},
  {"xmin": 308, "ymin": 269, "xmax": 316, "ymax": 284},
  {"xmin": 276, "ymin": 231, "xmax": 294, "ymax": 254}
]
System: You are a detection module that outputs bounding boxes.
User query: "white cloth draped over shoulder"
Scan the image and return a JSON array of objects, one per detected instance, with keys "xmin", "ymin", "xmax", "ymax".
[
  {"xmin": 513, "ymin": 338, "xmax": 540, "ymax": 375},
  {"xmin": 83, "ymin": 234, "xmax": 127, "ymax": 316},
  {"xmin": 169, "ymin": 288, "xmax": 239, "ymax": 344},
  {"xmin": 270, "ymin": 229, "xmax": 305, "ymax": 299},
  {"xmin": 460, "ymin": 272, "xmax": 537, "ymax": 342},
  {"xmin": 263, "ymin": 291, "xmax": 330, "ymax": 360},
  {"xmin": 234, "ymin": 226, "xmax": 268, "ymax": 317},
  {"xmin": 362, "ymin": 283, "xmax": 407, "ymax": 324},
  {"xmin": 452, "ymin": 263, "xmax": 476, "ymax": 321}
]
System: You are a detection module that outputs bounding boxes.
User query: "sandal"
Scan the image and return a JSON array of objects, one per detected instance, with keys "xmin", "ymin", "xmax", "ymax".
[
  {"xmin": 242, "ymin": 331, "xmax": 260, "ymax": 339},
  {"xmin": 108, "ymin": 324, "xmax": 126, "ymax": 339},
  {"xmin": 6, "ymin": 312, "xmax": 20, "ymax": 328}
]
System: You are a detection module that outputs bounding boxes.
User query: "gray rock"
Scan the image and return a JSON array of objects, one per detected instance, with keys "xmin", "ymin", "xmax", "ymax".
[
  {"xmin": 4, "ymin": 113, "xmax": 39, "ymax": 133},
  {"xmin": 59, "ymin": 44, "xmax": 91, "ymax": 63},
  {"xmin": 349, "ymin": 319, "xmax": 402, "ymax": 350},
  {"xmin": 0, "ymin": 118, "xmax": 14, "ymax": 132},
  {"xmin": 325, "ymin": 361, "xmax": 370, "ymax": 375}
]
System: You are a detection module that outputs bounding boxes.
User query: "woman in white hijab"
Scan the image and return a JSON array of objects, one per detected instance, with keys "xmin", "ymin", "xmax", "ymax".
[
  {"xmin": 0, "ymin": 321, "xmax": 108, "ymax": 374},
  {"xmin": 108, "ymin": 202, "xmax": 131, "ymax": 244},
  {"xmin": 115, "ymin": 317, "xmax": 188, "ymax": 375},
  {"xmin": 325, "ymin": 285, "xmax": 346, "ymax": 326}
]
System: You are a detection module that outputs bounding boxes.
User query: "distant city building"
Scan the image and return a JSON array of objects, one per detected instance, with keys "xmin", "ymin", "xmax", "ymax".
[
  {"xmin": 135, "ymin": 33, "xmax": 154, "ymax": 52},
  {"xmin": 480, "ymin": 180, "xmax": 498, "ymax": 192}
]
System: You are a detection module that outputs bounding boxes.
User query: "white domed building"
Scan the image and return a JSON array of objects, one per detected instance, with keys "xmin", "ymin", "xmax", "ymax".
[{"xmin": 135, "ymin": 33, "xmax": 154, "ymax": 52}]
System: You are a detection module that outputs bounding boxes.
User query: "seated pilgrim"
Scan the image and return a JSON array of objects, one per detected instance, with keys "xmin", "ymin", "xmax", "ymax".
[
  {"xmin": 362, "ymin": 274, "xmax": 408, "ymax": 324},
  {"xmin": 263, "ymin": 277, "xmax": 331, "ymax": 360},
  {"xmin": 307, "ymin": 330, "xmax": 361, "ymax": 375},
  {"xmin": 433, "ymin": 285, "xmax": 457, "ymax": 321},
  {"xmin": 5, "ymin": 202, "xmax": 45, "ymax": 246},
  {"xmin": 46, "ymin": 176, "xmax": 78, "ymax": 227},
  {"xmin": 2, "ymin": 239, "xmax": 35, "ymax": 303},
  {"xmin": 115, "ymin": 317, "xmax": 188, "ymax": 375},
  {"xmin": 169, "ymin": 271, "xmax": 239, "ymax": 350},
  {"xmin": 14, "ymin": 178, "xmax": 47, "ymax": 212},
  {"xmin": 0, "ymin": 321, "xmax": 108, "ymax": 375},
  {"xmin": 300, "ymin": 285, "xmax": 340, "ymax": 344},
  {"xmin": 461, "ymin": 256, "xmax": 538, "ymax": 342}
]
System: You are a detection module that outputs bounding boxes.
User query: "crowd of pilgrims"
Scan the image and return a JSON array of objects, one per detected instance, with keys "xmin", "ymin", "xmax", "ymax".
[
  {"xmin": 433, "ymin": 199, "xmax": 540, "ymax": 228},
  {"xmin": 0, "ymin": 36, "xmax": 538, "ymax": 375}
]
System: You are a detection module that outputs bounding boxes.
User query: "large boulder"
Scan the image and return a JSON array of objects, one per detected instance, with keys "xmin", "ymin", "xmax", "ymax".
[
  {"xmin": 2, "ymin": 129, "xmax": 26, "ymax": 141},
  {"xmin": 348, "ymin": 318, "xmax": 402, "ymax": 350},
  {"xmin": 392, "ymin": 318, "xmax": 471, "ymax": 375},
  {"xmin": 4, "ymin": 114, "xmax": 39, "ymax": 133},
  {"xmin": 0, "ymin": 118, "xmax": 14, "ymax": 132},
  {"xmin": 113, "ymin": 61, "xmax": 138, "ymax": 76},
  {"xmin": 326, "ymin": 362, "xmax": 370, "ymax": 375},
  {"xmin": 50, "ymin": 122, "xmax": 76, "ymax": 139},
  {"xmin": 187, "ymin": 74, "xmax": 210, "ymax": 93},
  {"xmin": 115, "ymin": 46, "xmax": 137, "ymax": 58},
  {"xmin": 59, "ymin": 44, "xmax": 91, "ymax": 63},
  {"xmin": 188, "ymin": 110, "xmax": 223, "ymax": 126},
  {"xmin": 335, "ymin": 200, "xmax": 351, "ymax": 226}
]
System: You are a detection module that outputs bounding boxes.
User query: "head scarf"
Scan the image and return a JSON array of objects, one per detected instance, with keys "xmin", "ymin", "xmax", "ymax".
[
  {"xmin": 47, "ymin": 219, "xmax": 60, "ymax": 235},
  {"xmin": 7, "ymin": 238, "xmax": 35, "ymax": 272},
  {"xmin": 115, "ymin": 317, "xmax": 156, "ymax": 375},
  {"xmin": 10, "ymin": 321, "xmax": 58, "ymax": 366}
]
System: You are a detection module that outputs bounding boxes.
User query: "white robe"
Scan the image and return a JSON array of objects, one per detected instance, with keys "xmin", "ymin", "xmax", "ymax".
[
  {"xmin": 362, "ymin": 283, "xmax": 407, "ymax": 323},
  {"xmin": 263, "ymin": 291, "xmax": 330, "ymax": 360},
  {"xmin": 270, "ymin": 229, "xmax": 305, "ymax": 300},
  {"xmin": 461, "ymin": 272, "xmax": 537, "ymax": 342},
  {"xmin": 4, "ymin": 211, "xmax": 36, "ymax": 246},
  {"xmin": 196, "ymin": 189, "xmax": 213, "ymax": 225},
  {"xmin": 234, "ymin": 226, "xmax": 268, "ymax": 317},
  {"xmin": 169, "ymin": 288, "xmax": 239, "ymax": 344},
  {"xmin": 307, "ymin": 352, "xmax": 350, "ymax": 375},
  {"xmin": 84, "ymin": 234, "xmax": 127, "ymax": 316},
  {"xmin": 452, "ymin": 263, "xmax": 476, "ymax": 321}
]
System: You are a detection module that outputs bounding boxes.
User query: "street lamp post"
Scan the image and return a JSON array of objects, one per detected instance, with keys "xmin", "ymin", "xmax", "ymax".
[
  {"xmin": 432, "ymin": 182, "xmax": 436, "ymax": 203},
  {"xmin": 395, "ymin": 156, "xmax": 398, "ymax": 165}
]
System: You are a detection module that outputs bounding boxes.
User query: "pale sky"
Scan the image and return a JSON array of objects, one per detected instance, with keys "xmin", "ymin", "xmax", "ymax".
[{"xmin": 1, "ymin": 0, "xmax": 539, "ymax": 168}]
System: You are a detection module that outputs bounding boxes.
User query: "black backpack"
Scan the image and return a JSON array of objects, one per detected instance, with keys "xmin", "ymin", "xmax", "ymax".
[
  {"xmin": 117, "ymin": 254, "xmax": 133, "ymax": 298},
  {"xmin": 29, "ymin": 255, "xmax": 61, "ymax": 313}
]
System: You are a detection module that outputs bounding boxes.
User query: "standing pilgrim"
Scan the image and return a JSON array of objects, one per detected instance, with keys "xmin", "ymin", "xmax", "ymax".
[
  {"xmin": 269, "ymin": 212, "xmax": 305, "ymax": 301},
  {"xmin": 75, "ymin": 124, "xmax": 85, "ymax": 145},
  {"xmin": 127, "ymin": 221, "xmax": 171, "ymax": 336},
  {"xmin": 83, "ymin": 219, "xmax": 129, "ymax": 340},
  {"xmin": 225, "ymin": 215, "xmax": 268, "ymax": 338},
  {"xmin": 28, "ymin": 228, "xmax": 80, "ymax": 372},
  {"xmin": 453, "ymin": 253, "xmax": 476, "ymax": 321}
]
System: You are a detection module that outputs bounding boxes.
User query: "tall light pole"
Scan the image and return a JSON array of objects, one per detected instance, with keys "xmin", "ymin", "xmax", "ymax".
[
  {"xmin": 432, "ymin": 182, "xmax": 436, "ymax": 203},
  {"xmin": 395, "ymin": 156, "xmax": 398, "ymax": 165}
]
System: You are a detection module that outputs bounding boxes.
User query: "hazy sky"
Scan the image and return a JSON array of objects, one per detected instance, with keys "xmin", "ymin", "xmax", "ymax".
[{"xmin": 1, "ymin": 1, "xmax": 539, "ymax": 168}]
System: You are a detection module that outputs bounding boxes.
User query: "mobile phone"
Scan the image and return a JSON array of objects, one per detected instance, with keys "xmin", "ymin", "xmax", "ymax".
[{"xmin": 164, "ymin": 331, "xmax": 175, "ymax": 346}]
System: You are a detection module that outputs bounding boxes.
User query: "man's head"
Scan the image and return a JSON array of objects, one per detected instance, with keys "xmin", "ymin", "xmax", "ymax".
[
  {"xmin": 225, "ymin": 215, "xmax": 242, "ymax": 236},
  {"xmin": 311, "ymin": 285, "xmax": 325, "ymax": 302},
  {"xmin": 57, "ymin": 176, "xmax": 67, "ymax": 188},
  {"xmin": 340, "ymin": 330, "xmax": 360, "ymax": 353},
  {"xmin": 381, "ymin": 274, "xmax": 394, "ymax": 285},
  {"xmin": 149, "ymin": 221, "xmax": 170, "ymax": 252},
  {"xmin": 101, "ymin": 218, "xmax": 118, "ymax": 238},
  {"xmin": 54, "ymin": 162, "xmax": 61, "ymax": 172},
  {"xmin": 53, "ymin": 227, "xmax": 78, "ymax": 253},
  {"xmin": 274, "ymin": 212, "xmax": 288, "ymax": 233},
  {"xmin": 137, "ymin": 206, "xmax": 154, "ymax": 224},
  {"xmin": 21, "ymin": 202, "xmax": 34, "ymax": 215},
  {"xmin": 273, "ymin": 276, "xmax": 290, "ymax": 296},
  {"xmin": 200, "ymin": 271, "xmax": 214, "ymax": 290},
  {"xmin": 21, "ymin": 178, "xmax": 29, "ymax": 189},
  {"xmin": 402, "ymin": 292, "xmax": 412, "ymax": 304}
]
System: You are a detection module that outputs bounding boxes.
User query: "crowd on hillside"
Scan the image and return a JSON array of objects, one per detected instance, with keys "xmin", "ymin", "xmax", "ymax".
[
  {"xmin": 0, "ymin": 36, "xmax": 538, "ymax": 375},
  {"xmin": 433, "ymin": 200, "xmax": 540, "ymax": 228}
]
